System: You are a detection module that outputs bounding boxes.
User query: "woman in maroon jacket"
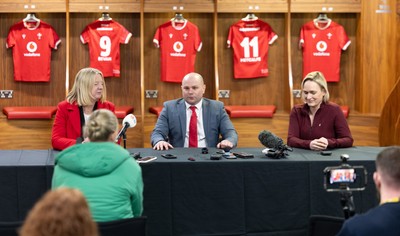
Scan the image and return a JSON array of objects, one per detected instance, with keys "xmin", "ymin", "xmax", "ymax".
[
  {"xmin": 51, "ymin": 68, "xmax": 115, "ymax": 150},
  {"xmin": 287, "ymin": 71, "xmax": 353, "ymax": 150}
]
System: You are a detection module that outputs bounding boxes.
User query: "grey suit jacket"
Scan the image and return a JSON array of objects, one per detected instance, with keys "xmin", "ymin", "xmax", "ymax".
[{"xmin": 151, "ymin": 98, "xmax": 238, "ymax": 148}]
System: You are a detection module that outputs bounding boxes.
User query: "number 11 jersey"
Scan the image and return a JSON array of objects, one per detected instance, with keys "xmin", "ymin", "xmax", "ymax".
[
  {"xmin": 80, "ymin": 19, "xmax": 132, "ymax": 78},
  {"xmin": 227, "ymin": 18, "xmax": 278, "ymax": 79}
]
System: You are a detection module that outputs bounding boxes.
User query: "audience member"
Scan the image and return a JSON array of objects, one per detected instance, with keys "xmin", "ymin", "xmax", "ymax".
[
  {"xmin": 52, "ymin": 109, "xmax": 143, "ymax": 222},
  {"xmin": 337, "ymin": 146, "xmax": 400, "ymax": 236},
  {"xmin": 287, "ymin": 71, "xmax": 353, "ymax": 150},
  {"xmin": 51, "ymin": 67, "xmax": 115, "ymax": 150},
  {"xmin": 151, "ymin": 72, "xmax": 238, "ymax": 150},
  {"xmin": 19, "ymin": 187, "xmax": 98, "ymax": 236}
]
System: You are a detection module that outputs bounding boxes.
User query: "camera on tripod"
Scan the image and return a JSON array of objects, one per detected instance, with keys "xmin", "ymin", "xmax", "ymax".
[{"xmin": 323, "ymin": 154, "xmax": 368, "ymax": 192}]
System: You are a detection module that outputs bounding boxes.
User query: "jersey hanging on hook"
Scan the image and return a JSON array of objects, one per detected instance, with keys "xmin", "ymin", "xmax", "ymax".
[
  {"xmin": 6, "ymin": 16, "xmax": 61, "ymax": 82},
  {"xmin": 153, "ymin": 17, "xmax": 202, "ymax": 83},
  {"xmin": 299, "ymin": 18, "xmax": 350, "ymax": 82},
  {"xmin": 80, "ymin": 18, "xmax": 132, "ymax": 78},
  {"xmin": 227, "ymin": 16, "xmax": 278, "ymax": 79}
]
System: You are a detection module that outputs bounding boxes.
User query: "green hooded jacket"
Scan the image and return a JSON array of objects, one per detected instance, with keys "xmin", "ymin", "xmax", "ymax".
[{"xmin": 52, "ymin": 142, "xmax": 143, "ymax": 222}]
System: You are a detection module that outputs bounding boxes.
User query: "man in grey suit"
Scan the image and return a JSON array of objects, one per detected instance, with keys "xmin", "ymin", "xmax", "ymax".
[{"xmin": 151, "ymin": 72, "xmax": 238, "ymax": 150}]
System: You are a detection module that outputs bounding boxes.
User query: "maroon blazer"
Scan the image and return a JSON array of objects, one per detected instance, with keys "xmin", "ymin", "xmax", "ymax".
[{"xmin": 51, "ymin": 100, "xmax": 115, "ymax": 150}]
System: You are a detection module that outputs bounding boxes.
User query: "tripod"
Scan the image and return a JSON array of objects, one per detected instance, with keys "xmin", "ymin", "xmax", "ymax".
[{"xmin": 340, "ymin": 190, "xmax": 355, "ymax": 219}]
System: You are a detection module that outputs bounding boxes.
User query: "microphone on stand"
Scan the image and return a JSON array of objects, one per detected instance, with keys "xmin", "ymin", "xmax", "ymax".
[
  {"xmin": 115, "ymin": 114, "xmax": 137, "ymax": 142},
  {"xmin": 258, "ymin": 130, "xmax": 292, "ymax": 158}
]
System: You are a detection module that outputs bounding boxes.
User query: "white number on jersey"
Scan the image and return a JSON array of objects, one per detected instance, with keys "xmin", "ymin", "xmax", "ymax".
[
  {"xmin": 99, "ymin": 36, "xmax": 111, "ymax": 57},
  {"xmin": 240, "ymin": 36, "xmax": 259, "ymax": 58}
]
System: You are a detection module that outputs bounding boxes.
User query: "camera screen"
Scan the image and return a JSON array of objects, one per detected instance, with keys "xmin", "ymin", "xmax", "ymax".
[
  {"xmin": 329, "ymin": 169, "xmax": 356, "ymax": 184},
  {"xmin": 324, "ymin": 166, "xmax": 367, "ymax": 192}
]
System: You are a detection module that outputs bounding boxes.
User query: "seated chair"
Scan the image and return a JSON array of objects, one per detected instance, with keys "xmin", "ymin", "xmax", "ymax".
[
  {"xmin": 0, "ymin": 221, "xmax": 23, "ymax": 236},
  {"xmin": 98, "ymin": 216, "xmax": 147, "ymax": 236},
  {"xmin": 308, "ymin": 215, "xmax": 344, "ymax": 236}
]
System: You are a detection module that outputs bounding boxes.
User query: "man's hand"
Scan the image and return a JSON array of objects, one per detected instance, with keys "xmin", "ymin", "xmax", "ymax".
[
  {"xmin": 309, "ymin": 137, "xmax": 328, "ymax": 151},
  {"xmin": 217, "ymin": 140, "xmax": 234, "ymax": 150},
  {"xmin": 153, "ymin": 140, "xmax": 174, "ymax": 150}
]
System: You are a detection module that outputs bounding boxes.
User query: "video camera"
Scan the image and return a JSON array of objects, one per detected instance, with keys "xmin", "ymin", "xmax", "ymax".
[{"xmin": 323, "ymin": 154, "xmax": 368, "ymax": 192}]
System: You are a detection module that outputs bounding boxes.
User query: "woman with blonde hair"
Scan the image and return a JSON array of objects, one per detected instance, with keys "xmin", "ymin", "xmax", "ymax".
[
  {"xmin": 51, "ymin": 67, "xmax": 115, "ymax": 150},
  {"xmin": 287, "ymin": 71, "xmax": 353, "ymax": 150},
  {"xmin": 19, "ymin": 187, "xmax": 98, "ymax": 236},
  {"xmin": 52, "ymin": 109, "xmax": 143, "ymax": 222}
]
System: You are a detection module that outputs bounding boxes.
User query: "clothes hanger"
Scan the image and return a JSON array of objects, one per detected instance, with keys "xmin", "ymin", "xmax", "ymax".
[
  {"xmin": 99, "ymin": 12, "xmax": 112, "ymax": 21},
  {"xmin": 242, "ymin": 13, "xmax": 258, "ymax": 21},
  {"xmin": 172, "ymin": 13, "xmax": 185, "ymax": 23},
  {"xmin": 314, "ymin": 13, "xmax": 331, "ymax": 30},
  {"xmin": 315, "ymin": 13, "xmax": 330, "ymax": 22},
  {"xmin": 23, "ymin": 13, "xmax": 40, "ymax": 23}
]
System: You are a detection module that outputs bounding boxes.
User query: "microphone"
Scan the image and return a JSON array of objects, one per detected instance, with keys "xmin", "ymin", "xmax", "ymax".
[
  {"xmin": 115, "ymin": 114, "xmax": 137, "ymax": 142},
  {"xmin": 258, "ymin": 130, "xmax": 292, "ymax": 158}
]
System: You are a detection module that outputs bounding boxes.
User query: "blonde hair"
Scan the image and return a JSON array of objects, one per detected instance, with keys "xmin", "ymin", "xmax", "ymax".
[
  {"xmin": 301, "ymin": 71, "xmax": 330, "ymax": 102},
  {"xmin": 84, "ymin": 109, "xmax": 118, "ymax": 142},
  {"xmin": 66, "ymin": 68, "xmax": 107, "ymax": 106},
  {"xmin": 19, "ymin": 188, "xmax": 98, "ymax": 236}
]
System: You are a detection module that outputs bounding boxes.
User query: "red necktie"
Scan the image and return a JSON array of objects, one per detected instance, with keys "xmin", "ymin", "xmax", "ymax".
[{"xmin": 189, "ymin": 106, "xmax": 198, "ymax": 147}]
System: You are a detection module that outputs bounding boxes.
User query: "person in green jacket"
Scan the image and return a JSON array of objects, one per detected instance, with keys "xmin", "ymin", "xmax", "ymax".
[{"xmin": 52, "ymin": 109, "xmax": 143, "ymax": 222}]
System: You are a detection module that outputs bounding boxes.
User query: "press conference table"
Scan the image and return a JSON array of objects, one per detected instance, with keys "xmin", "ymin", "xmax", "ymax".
[{"xmin": 0, "ymin": 147, "xmax": 384, "ymax": 236}]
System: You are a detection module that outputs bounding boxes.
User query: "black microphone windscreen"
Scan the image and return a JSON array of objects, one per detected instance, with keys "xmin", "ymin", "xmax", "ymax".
[{"xmin": 258, "ymin": 130, "xmax": 284, "ymax": 149}]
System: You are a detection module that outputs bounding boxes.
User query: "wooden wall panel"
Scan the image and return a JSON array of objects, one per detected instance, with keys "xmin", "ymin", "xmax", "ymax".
[
  {"xmin": 217, "ymin": 13, "xmax": 287, "ymax": 110},
  {"xmin": 290, "ymin": 13, "xmax": 358, "ymax": 108},
  {"xmin": 143, "ymin": 13, "xmax": 214, "ymax": 114},
  {"xmin": 357, "ymin": 0, "xmax": 397, "ymax": 114},
  {"xmin": 68, "ymin": 13, "xmax": 141, "ymax": 112},
  {"xmin": 0, "ymin": 13, "xmax": 66, "ymax": 110},
  {"xmin": 397, "ymin": 0, "xmax": 400, "ymax": 81}
]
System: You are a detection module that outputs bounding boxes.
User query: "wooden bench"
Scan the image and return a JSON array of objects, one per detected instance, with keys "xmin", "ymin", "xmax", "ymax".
[
  {"xmin": 2, "ymin": 106, "xmax": 57, "ymax": 120},
  {"xmin": 115, "ymin": 106, "xmax": 134, "ymax": 119},
  {"xmin": 224, "ymin": 105, "xmax": 277, "ymax": 118}
]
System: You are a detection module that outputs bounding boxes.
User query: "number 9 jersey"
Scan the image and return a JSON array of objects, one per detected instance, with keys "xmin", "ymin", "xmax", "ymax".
[
  {"xmin": 227, "ymin": 18, "xmax": 277, "ymax": 79},
  {"xmin": 80, "ymin": 19, "xmax": 132, "ymax": 78}
]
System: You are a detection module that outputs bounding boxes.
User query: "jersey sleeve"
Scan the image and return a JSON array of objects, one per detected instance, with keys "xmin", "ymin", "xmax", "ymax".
[
  {"xmin": 80, "ymin": 26, "xmax": 89, "ymax": 44},
  {"xmin": 193, "ymin": 24, "xmax": 202, "ymax": 52},
  {"xmin": 153, "ymin": 26, "xmax": 161, "ymax": 48},
  {"xmin": 117, "ymin": 22, "xmax": 132, "ymax": 44},
  {"xmin": 49, "ymin": 26, "xmax": 61, "ymax": 50},
  {"xmin": 227, "ymin": 25, "xmax": 233, "ymax": 48},
  {"xmin": 299, "ymin": 26, "xmax": 305, "ymax": 47},
  {"xmin": 266, "ymin": 24, "xmax": 278, "ymax": 45},
  {"xmin": 338, "ymin": 25, "xmax": 351, "ymax": 50},
  {"xmin": 6, "ymin": 25, "xmax": 17, "ymax": 48}
]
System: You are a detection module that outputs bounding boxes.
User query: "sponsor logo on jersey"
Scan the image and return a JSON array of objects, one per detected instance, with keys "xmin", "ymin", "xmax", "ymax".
[
  {"xmin": 313, "ymin": 41, "xmax": 330, "ymax": 56},
  {"xmin": 24, "ymin": 42, "xmax": 40, "ymax": 57},
  {"xmin": 170, "ymin": 41, "xmax": 186, "ymax": 57}
]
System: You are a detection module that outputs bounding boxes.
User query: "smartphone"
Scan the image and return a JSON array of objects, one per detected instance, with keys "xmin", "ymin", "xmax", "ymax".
[
  {"xmin": 137, "ymin": 156, "xmax": 157, "ymax": 163},
  {"xmin": 210, "ymin": 154, "xmax": 222, "ymax": 160},
  {"xmin": 161, "ymin": 154, "xmax": 177, "ymax": 159},
  {"xmin": 233, "ymin": 152, "xmax": 254, "ymax": 159},
  {"xmin": 323, "ymin": 166, "xmax": 367, "ymax": 192}
]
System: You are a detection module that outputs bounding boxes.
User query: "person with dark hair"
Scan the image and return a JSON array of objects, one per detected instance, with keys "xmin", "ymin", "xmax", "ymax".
[
  {"xmin": 51, "ymin": 67, "xmax": 115, "ymax": 150},
  {"xmin": 337, "ymin": 146, "xmax": 400, "ymax": 236},
  {"xmin": 20, "ymin": 187, "xmax": 99, "ymax": 236},
  {"xmin": 287, "ymin": 71, "xmax": 353, "ymax": 150},
  {"xmin": 151, "ymin": 72, "xmax": 238, "ymax": 150},
  {"xmin": 52, "ymin": 109, "xmax": 143, "ymax": 222}
]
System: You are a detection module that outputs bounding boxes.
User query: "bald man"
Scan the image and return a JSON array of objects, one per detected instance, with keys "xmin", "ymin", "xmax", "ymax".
[{"xmin": 151, "ymin": 72, "xmax": 238, "ymax": 151}]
